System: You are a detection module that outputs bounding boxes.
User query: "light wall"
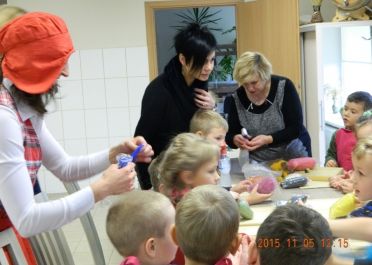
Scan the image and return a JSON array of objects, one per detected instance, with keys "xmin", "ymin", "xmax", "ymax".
[{"xmin": 8, "ymin": 0, "xmax": 148, "ymax": 48}]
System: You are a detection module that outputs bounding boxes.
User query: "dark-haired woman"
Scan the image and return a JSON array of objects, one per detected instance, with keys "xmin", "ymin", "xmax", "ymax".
[
  {"xmin": 135, "ymin": 23, "xmax": 217, "ymax": 189},
  {"xmin": 0, "ymin": 12, "xmax": 153, "ymax": 237}
]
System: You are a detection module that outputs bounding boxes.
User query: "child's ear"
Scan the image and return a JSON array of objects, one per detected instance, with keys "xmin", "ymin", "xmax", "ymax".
[
  {"xmin": 144, "ymin": 238, "xmax": 156, "ymax": 258},
  {"xmin": 228, "ymin": 234, "xmax": 242, "ymax": 255},
  {"xmin": 195, "ymin": 131, "xmax": 204, "ymax": 137},
  {"xmin": 158, "ymin": 183, "xmax": 165, "ymax": 194},
  {"xmin": 180, "ymin": 170, "xmax": 194, "ymax": 185},
  {"xmin": 170, "ymin": 224, "xmax": 179, "ymax": 246}
]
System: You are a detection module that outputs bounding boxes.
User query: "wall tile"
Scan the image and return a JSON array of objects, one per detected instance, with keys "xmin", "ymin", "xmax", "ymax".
[
  {"xmin": 83, "ymin": 79, "xmax": 106, "ymax": 109},
  {"xmin": 64, "ymin": 50, "xmax": 81, "ymax": 80},
  {"xmin": 127, "ymin": 77, "xmax": 148, "ymax": 107},
  {"xmin": 64, "ymin": 139, "xmax": 88, "ymax": 156},
  {"xmin": 126, "ymin": 47, "xmax": 149, "ymax": 77},
  {"xmin": 62, "ymin": 110, "xmax": 86, "ymax": 139},
  {"xmin": 87, "ymin": 138, "xmax": 109, "ymax": 154},
  {"xmin": 129, "ymin": 106, "xmax": 141, "ymax": 136},
  {"xmin": 107, "ymin": 108, "xmax": 131, "ymax": 137},
  {"xmin": 85, "ymin": 109, "xmax": 109, "ymax": 138},
  {"xmin": 80, "ymin": 49, "xmax": 104, "ymax": 79},
  {"xmin": 103, "ymin": 48, "xmax": 127, "ymax": 78},
  {"xmin": 59, "ymin": 80, "xmax": 84, "ymax": 110},
  {"xmin": 105, "ymin": 78, "xmax": 129, "ymax": 108}
]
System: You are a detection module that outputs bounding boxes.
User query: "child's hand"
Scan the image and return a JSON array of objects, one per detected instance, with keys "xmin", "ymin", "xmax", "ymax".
[
  {"xmin": 329, "ymin": 174, "xmax": 343, "ymax": 188},
  {"xmin": 246, "ymin": 184, "xmax": 272, "ymax": 205},
  {"xmin": 231, "ymin": 180, "xmax": 252, "ymax": 194},
  {"xmin": 228, "ymin": 234, "xmax": 250, "ymax": 265},
  {"xmin": 326, "ymin": 159, "xmax": 338, "ymax": 167},
  {"xmin": 339, "ymin": 179, "xmax": 354, "ymax": 194}
]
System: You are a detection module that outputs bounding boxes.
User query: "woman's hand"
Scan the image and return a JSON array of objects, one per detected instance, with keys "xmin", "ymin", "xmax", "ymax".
[
  {"xmin": 233, "ymin": 134, "xmax": 250, "ymax": 149},
  {"xmin": 194, "ymin": 88, "xmax": 215, "ymax": 110},
  {"xmin": 109, "ymin": 136, "xmax": 154, "ymax": 164},
  {"xmin": 91, "ymin": 162, "xmax": 136, "ymax": 202},
  {"xmin": 246, "ymin": 135, "xmax": 273, "ymax": 151},
  {"xmin": 246, "ymin": 184, "xmax": 272, "ymax": 205}
]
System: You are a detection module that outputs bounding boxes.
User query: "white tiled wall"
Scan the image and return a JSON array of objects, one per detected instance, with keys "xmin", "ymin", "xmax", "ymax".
[{"xmin": 39, "ymin": 47, "xmax": 149, "ymax": 193}]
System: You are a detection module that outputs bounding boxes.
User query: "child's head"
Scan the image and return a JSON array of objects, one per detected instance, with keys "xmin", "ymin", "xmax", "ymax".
[
  {"xmin": 174, "ymin": 185, "xmax": 240, "ymax": 265},
  {"xmin": 106, "ymin": 190, "xmax": 177, "ymax": 265},
  {"xmin": 149, "ymin": 151, "xmax": 165, "ymax": 192},
  {"xmin": 251, "ymin": 204, "xmax": 332, "ymax": 265},
  {"xmin": 352, "ymin": 137, "xmax": 372, "ymax": 202},
  {"xmin": 356, "ymin": 111, "xmax": 372, "ymax": 140},
  {"xmin": 190, "ymin": 109, "xmax": 228, "ymax": 148},
  {"xmin": 159, "ymin": 133, "xmax": 220, "ymax": 193},
  {"xmin": 342, "ymin": 91, "xmax": 372, "ymax": 130}
]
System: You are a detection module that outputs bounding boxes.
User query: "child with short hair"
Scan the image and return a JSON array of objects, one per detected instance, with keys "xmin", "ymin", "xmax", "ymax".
[
  {"xmin": 189, "ymin": 110, "xmax": 272, "ymax": 204},
  {"xmin": 326, "ymin": 91, "xmax": 372, "ymax": 170},
  {"xmin": 106, "ymin": 190, "xmax": 177, "ymax": 265},
  {"xmin": 329, "ymin": 111, "xmax": 372, "ymax": 193},
  {"xmin": 173, "ymin": 185, "xmax": 250, "ymax": 265},
  {"xmin": 248, "ymin": 204, "xmax": 333, "ymax": 265}
]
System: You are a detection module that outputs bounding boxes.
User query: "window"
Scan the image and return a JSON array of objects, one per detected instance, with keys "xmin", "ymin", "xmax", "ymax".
[{"xmin": 325, "ymin": 26, "xmax": 372, "ymax": 127}]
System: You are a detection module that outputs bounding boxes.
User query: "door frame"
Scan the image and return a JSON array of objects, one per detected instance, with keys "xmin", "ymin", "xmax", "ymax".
[{"xmin": 145, "ymin": 0, "xmax": 240, "ymax": 80}]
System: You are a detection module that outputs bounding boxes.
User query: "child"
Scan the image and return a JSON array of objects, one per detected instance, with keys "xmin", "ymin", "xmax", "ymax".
[
  {"xmin": 328, "ymin": 138, "xmax": 372, "ymax": 265},
  {"xmin": 158, "ymin": 133, "xmax": 220, "ymax": 205},
  {"xmin": 106, "ymin": 190, "xmax": 177, "ymax": 265},
  {"xmin": 329, "ymin": 111, "xmax": 372, "ymax": 193},
  {"xmin": 326, "ymin": 91, "xmax": 372, "ymax": 170},
  {"xmin": 173, "ymin": 184, "xmax": 250, "ymax": 265},
  {"xmin": 190, "ymin": 110, "xmax": 272, "ymax": 204},
  {"xmin": 248, "ymin": 204, "xmax": 333, "ymax": 265}
]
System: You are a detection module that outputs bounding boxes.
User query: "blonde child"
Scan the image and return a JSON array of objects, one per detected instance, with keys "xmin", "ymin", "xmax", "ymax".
[
  {"xmin": 190, "ymin": 110, "xmax": 272, "ymax": 204},
  {"xmin": 326, "ymin": 91, "xmax": 372, "ymax": 170},
  {"xmin": 173, "ymin": 185, "xmax": 250, "ymax": 265},
  {"xmin": 158, "ymin": 133, "xmax": 220, "ymax": 205},
  {"xmin": 330, "ymin": 111, "xmax": 372, "ymax": 193},
  {"xmin": 328, "ymin": 138, "xmax": 372, "ymax": 265},
  {"xmin": 148, "ymin": 151, "xmax": 165, "ymax": 192},
  {"xmin": 106, "ymin": 190, "xmax": 177, "ymax": 265}
]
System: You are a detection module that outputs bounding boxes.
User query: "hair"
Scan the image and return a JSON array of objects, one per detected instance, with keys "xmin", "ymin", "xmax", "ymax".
[
  {"xmin": 353, "ymin": 137, "xmax": 372, "ymax": 161},
  {"xmin": 106, "ymin": 190, "xmax": 174, "ymax": 257},
  {"xmin": 159, "ymin": 133, "xmax": 220, "ymax": 191},
  {"xmin": 256, "ymin": 204, "xmax": 332, "ymax": 265},
  {"xmin": 148, "ymin": 151, "xmax": 165, "ymax": 192},
  {"xmin": 190, "ymin": 109, "xmax": 228, "ymax": 134},
  {"xmin": 0, "ymin": 5, "xmax": 26, "ymax": 27},
  {"xmin": 174, "ymin": 23, "xmax": 217, "ymax": 73},
  {"xmin": 346, "ymin": 91, "xmax": 372, "ymax": 111},
  {"xmin": 175, "ymin": 185, "xmax": 239, "ymax": 264},
  {"xmin": 233, "ymin": 51, "xmax": 272, "ymax": 86},
  {"xmin": 9, "ymin": 84, "xmax": 59, "ymax": 115},
  {"xmin": 356, "ymin": 111, "xmax": 372, "ymax": 134}
]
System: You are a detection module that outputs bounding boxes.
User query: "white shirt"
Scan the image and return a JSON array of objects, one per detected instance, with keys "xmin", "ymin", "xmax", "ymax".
[{"xmin": 0, "ymin": 80, "xmax": 110, "ymax": 237}]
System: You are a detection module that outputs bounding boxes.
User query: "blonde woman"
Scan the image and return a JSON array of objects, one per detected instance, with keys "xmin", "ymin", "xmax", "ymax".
[{"xmin": 226, "ymin": 51, "xmax": 311, "ymax": 162}]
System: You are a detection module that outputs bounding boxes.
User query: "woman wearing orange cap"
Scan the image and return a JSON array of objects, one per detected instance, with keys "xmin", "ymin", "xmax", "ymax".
[{"xmin": 0, "ymin": 12, "xmax": 153, "ymax": 237}]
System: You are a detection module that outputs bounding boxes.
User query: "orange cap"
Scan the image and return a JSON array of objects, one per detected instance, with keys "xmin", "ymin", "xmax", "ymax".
[{"xmin": 0, "ymin": 12, "xmax": 74, "ymax": 94}]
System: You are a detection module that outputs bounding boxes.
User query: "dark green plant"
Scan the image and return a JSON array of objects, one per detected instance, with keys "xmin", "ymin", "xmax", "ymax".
[{"xmin": 172, "ymin": 7, "xmax": 223, "ymax": 32}]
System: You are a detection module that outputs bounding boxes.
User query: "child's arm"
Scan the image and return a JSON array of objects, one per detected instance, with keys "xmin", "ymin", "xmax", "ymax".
[
  {"xmin": 329, "ymin": 218, "xmax": 372, "ymax": 242},
  {"xmin": 325, "ymin": 131, "xmax": 338, "ymax": 167}
]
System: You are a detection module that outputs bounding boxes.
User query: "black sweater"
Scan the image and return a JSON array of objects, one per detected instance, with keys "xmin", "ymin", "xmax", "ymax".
[
  {"xmin": 134, "ymin": 56, "xmax": 207, "ymax": 189},
  {"xmin": 225, "ymin": 75, "xmax": 311, "ymax": 155}
]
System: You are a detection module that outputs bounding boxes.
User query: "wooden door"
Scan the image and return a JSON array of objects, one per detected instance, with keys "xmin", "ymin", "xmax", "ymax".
[{"xmin": 235, "ymin": 0, "xmax": 301, "ymax": 91}]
